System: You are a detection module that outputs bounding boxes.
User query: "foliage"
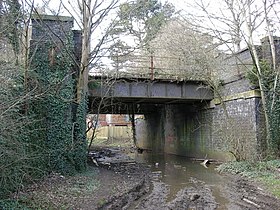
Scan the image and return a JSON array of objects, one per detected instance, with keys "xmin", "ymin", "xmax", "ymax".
[
  {"xmin": 71, "ymin": 95, "xmax": 88, "ymax": 172},
  {"xmin": 246, "ymin": 60, "xmax": 274, "ymax": 88},
  {"xmin": 217, "ymin": 161, "xmax": 254, "ymax": 176},
  {"xmin": 0, "ymin": 0, "xmax": 21, "ymax": 61},
  {"xmin": 0, "ymin": 2, "xmax": 35, "ymax": 198},
  {"xmin": 217, "ymin": 160, "xmax": 280, "ymax": 198},
  {"xmin": 109, "ymin": 0, "xmax": 175, "ymax": 67},
  {"xmin": 0, "ymin": 17, "xmax": 88, "ymax": 199},
  {"xmin": 116, "ymin": 0, "xmax": 175, "ymax": 46},
  {"xmin": 247, "ymin": 60, "xmax": 280, "ymax": 156},
  {"xmin": 0, "ymin": 199, "xmax": 30, "ymax": 210},
  {"xmin": 27, "ymin": 31, "xmax": 87, "ymax": 174},
  {"xmin": 0, "ymin": 60, "xmax": 45, "ymax": 198}
]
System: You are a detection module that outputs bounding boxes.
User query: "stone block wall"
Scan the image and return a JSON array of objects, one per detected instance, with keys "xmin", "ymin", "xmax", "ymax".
[
  {"xmin": 206, "ymin": 97, "xmax": 265, "ymax": 160},
  {"xmin": 202, "ymin": 42, "xmax": 273, "ymax": 160},
  {"xmin": 31, "ymin": 15, "xmax": 74, "ymax": 42},
  {"xmin": 220, "ymin": 76, "xmax": 252, "ymax": 96}
]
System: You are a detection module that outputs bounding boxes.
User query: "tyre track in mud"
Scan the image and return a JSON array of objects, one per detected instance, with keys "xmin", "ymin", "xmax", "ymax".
[{"xmin": 93, "ymin": 148, "xmax": 280, "ymax": 210}]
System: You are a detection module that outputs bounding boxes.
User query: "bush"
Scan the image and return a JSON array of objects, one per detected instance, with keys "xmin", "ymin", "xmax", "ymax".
[
  {"xmin": 0, "ymin": 61, "xmax": 45, "ymax": 198},
  {"xmin": 0, "ymin": 199, "xmax": 29, "ymax": 210}
]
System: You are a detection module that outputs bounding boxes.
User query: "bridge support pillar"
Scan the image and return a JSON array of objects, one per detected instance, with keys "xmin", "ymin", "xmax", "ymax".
[
  {"xmin": 135, "ymin": 107, "xmax": 165, "ymax": 152},
  {"xmin": 164, "ymin": 105, "xmax": 178, "ymax": 154}
]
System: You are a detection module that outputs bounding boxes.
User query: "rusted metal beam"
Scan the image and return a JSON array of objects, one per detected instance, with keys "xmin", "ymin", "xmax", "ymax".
[{"xmin": 89, "ymin": 79, "xmax": 213, "ymax": 103}]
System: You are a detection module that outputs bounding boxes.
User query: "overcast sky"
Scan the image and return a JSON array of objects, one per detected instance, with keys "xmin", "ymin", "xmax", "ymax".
[{"xmin": 33, "ymin": 0, "xmax": 280, "ymax": 46}]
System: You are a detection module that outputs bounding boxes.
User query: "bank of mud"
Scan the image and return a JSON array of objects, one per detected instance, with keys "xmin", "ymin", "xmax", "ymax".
[
  {"xmin": 93, "ymin": 147, "xmax": 280, "ymax": 210},
  {"xmin": 12, "ymin": 147, "xmax": 280, "ymax": 210}
]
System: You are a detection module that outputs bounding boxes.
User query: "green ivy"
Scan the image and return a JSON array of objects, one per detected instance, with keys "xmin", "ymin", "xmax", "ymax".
[
  {"xmin": 247, "ymin": 60, "xmax": 280, "ymax": 156},
  {"xmin": 72, "ymin": 95, "xmax": 88, "ymax": 172},
  {"xmin": 246, "ymin": 60, "xmax": 273, "ymax": 88},
  {"xmin": 0, "ymin": 199, "xmax": 30, "ymax": 210},
  {"xmin": 27, "ymin": 32, "xmax": 87, "ymax": 175}
]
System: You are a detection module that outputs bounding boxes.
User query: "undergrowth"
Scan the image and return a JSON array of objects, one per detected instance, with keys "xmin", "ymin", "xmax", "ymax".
[
  {"xmin": 0, "ymin": 167, "xmax": 98, "ymax": 210},
  {"xmin": 217, "ymin": 160, "xmax": 280, "ymax": 198},
  {"xmin": 0, "ymin": 200, "xmax": 30, "ymax": 210}
]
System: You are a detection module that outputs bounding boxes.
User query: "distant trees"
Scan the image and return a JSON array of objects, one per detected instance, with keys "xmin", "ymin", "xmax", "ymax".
[
  {"xmin": 108, "ymin": 0, "xmax": 175, "ymax": 70},
  {"xmin": 112, "ymin": 0, "xmax": 175, "ymax": 49},
  {"xmin": 144, "ymin": 19, "xmax": 222, "ymax": 81}
]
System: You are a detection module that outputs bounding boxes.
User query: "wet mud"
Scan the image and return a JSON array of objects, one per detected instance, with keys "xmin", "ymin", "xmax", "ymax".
[
  {"xmin": 92, "ymin": 148, "xmax": 280, "ymax": 210},
  {"xmin": 16, "ymin": 147, "xmax": 280, "ymax": 209}
]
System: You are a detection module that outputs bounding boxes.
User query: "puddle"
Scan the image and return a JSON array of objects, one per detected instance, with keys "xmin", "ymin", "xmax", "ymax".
[{"xmin": 134, "ymin": 151, "xmax": 230, "ymax": 209}]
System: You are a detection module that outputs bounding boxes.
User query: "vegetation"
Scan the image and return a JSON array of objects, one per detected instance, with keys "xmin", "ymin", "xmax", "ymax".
[
  {"xmin": 0, "ymin": 61, "xmax": 42, "ymax": 198},
  {"xmin": 1, "ymin": 0, "xmax": 122, "ymax": 203},
  {"xmin": 0, "ymin": 0, "xmax": 88, "ymax": 202},
  {"xmin": 217, "ymin": 160, "xmax": 280, "ymax": 198},
  {"xmin": 141, "ymin": 18, "xmax": 222, "ymax": 80},
  {"xmin": 108, "ymin": 0, "xmax": 175, "ymax": 71},
  {"xmin": 1, "ymin": 1, "xmax": 42, "ymax": 199},
  {"xmin": 112, "ymin": 0, "xmax": 175, "ymax": 50},
  {"xmin": 0, "ymin": 168, "xmax": 99, "ymax": 210},
  {"xmin": 27, "ymin": 33, "xmax": 87, "ymax": 174}
]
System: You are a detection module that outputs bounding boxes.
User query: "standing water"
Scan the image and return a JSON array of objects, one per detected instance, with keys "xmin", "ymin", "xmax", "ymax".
[{"xmin": 134, "ymin": 151, "xmax": 230, "ymax": 209}]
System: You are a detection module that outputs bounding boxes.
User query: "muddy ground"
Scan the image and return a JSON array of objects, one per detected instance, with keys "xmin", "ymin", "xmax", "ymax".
[{"xmin": 14, "ymin": 147, "xmax": 280, "ymax": 210}]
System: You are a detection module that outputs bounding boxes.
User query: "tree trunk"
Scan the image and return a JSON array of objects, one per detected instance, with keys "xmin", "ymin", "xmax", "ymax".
[
  {"xmin": 244, "ymin": 2, "xmax": 271, "ymax": 151},
  {"xmin": 77, "ymin": 0, "xmax": 92, "ymax": 103}
]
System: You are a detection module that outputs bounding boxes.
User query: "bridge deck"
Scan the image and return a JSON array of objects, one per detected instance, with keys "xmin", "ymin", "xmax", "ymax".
[{"xmin": 89, "ymin": 77, "xmax": 213, "ymax": 104}]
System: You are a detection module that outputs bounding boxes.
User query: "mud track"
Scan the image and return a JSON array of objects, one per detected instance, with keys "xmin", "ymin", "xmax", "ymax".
[
  {"xmin": 93, "ymin": 148, "xmax": 280, "ymax": 210},
  {"xmin": 15, "ymin": 147, "xmax": 280, "ymax": 209}
]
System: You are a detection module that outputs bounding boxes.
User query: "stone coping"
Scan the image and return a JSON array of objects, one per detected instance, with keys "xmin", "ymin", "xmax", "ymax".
[
  {"xmin": 212, "ymin": 90, "xmax": 261, "ymax": 105},
  {"xmin": 31, "ymin": 14, "xmax": 73, "ymax": 22}
]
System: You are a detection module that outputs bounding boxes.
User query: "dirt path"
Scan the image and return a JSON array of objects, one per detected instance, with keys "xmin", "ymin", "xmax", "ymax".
[
  {"xmin": 91, "ymin": 148, "xmax": 280, "ymax": 210},
  {"xmin": 133, "ymin": 180, "xmax": 217, "ymax": 210},
  {"xmin": 14, "ymin": 148, "xmax": 280, "ymax": 210},
  {"xmin": 222, "ymin": 175, "xmax": 280, "ymax": 210}
]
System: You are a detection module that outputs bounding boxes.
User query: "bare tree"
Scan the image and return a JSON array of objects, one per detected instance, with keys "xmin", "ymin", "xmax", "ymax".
[
  {"xmin": 186, "ymin": 0, "xmax": 280, "ymax": 156},
  {"xmin": 60, "ymin": 0, "xmax": 119, "ymax": 102},
  {"xmin": 144, "ymin": 18, "xmax": 222, "ymax": 81}
]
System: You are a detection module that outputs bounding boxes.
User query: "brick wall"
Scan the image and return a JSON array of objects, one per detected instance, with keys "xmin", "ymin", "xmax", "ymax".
[
  {"xmin": 31, "ymin": 15, "xmax": 74, "ymax": 42},
  {"xmin": 207, "ymin": 97, "xmax": 264, "ymax": 160}
]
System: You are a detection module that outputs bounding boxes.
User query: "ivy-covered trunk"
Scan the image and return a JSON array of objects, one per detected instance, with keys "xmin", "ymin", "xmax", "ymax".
[
  {"xmin": 71, "ymin": 95, "xmax": 88, "ymax": 172},
  {"xmin": 248, "ymin": 59, "xmax": 280, "ymax": 157}
]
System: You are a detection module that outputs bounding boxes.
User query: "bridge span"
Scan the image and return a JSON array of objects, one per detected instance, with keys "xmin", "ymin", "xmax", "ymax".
[{"xmin": 88, "ymin": 76, "xmax": 213, "ymax": 114}]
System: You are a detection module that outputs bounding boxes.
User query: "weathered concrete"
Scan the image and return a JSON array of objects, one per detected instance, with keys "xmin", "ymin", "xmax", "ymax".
[
  {"xmin": 135, "ymin": 104, "xmax": 230, "ymax": 160},
  {"xmin": 135, "ymin": 109, "xmax": 165, "ymax": 152}
]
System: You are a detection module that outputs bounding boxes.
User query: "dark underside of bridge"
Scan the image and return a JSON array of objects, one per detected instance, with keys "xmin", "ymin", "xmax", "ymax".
[{"xmin": 88, "ymin": 96, "xmax": 210, "ymax": 114}]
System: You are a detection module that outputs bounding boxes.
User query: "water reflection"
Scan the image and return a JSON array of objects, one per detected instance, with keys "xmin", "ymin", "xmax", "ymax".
[{"xmin": 135, "ymin": 151, "xmax": 230, "ymax": 209}]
